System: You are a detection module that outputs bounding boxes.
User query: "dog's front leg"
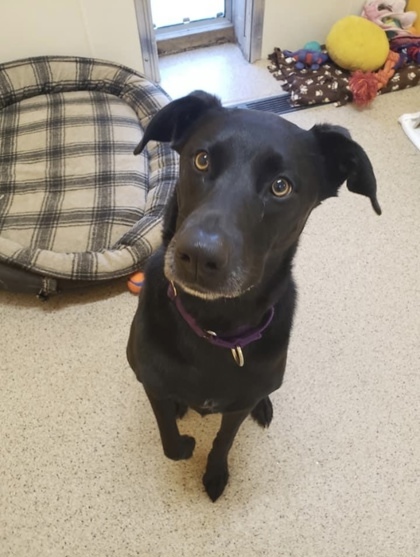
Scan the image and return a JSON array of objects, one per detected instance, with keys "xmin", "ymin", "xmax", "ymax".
[
  {"xmin": 203, "ymin": 409, "xmax": 250, "ymax": 502},
  {"xmin": 144, "ymin": 388, "xmax": 195, "ymax": 461}
]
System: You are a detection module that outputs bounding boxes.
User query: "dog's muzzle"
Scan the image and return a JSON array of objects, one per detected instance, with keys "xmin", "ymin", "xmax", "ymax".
[{"xmin": 164, "ymin": 223, "xmax": 249, "ymax": 300}]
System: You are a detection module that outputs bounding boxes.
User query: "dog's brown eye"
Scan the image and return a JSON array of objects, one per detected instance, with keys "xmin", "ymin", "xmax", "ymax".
[
  {"xmin": 194, "ymin": 151, "xmax": 209, "ymax": 171},
  {"xmin": 271, "ymin": 178, "xmax": 292, "ymax": 198}
]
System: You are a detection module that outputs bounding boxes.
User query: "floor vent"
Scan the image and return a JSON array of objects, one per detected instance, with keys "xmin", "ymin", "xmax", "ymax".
[{"xmin": 232, "ymin": 94, "xmax": 310, "ymax": 115}]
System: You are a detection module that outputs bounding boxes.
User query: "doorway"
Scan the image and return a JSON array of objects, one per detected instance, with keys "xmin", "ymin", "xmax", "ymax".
[
  {"xmin": 152, "ymin": 0, "xmax": 234, "ymax": 60},
  {"xmin": 134, "ymin": 0, "xmax": 265, "ymax": 83}
]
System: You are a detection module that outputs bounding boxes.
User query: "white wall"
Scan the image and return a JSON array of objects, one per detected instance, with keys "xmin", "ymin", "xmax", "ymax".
[
  {"xmin": 261, "ymin": 0, "xmax": 367, "ymax": 58},
  {"xmin": 0, "ymin": 0, "xmax": 144, "ymax": 72}
]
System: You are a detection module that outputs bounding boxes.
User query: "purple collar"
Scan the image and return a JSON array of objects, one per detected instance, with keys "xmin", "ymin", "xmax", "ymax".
[{"xmin": 167, "ymin": 282, "xmax": 274, "ymax": 367}]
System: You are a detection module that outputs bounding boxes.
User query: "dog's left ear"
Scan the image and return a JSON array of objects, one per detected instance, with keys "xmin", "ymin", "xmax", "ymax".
[{"xmin": 312, "ymin": 124, "xmax": 381, "ymax": 215}]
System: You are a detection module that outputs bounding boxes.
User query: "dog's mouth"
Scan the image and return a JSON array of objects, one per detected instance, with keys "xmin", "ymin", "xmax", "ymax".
[
  {"xmin": 164, "ymin": 243, "xmax": 253, "ymax": 301},
  {"xmin": 164, "ymin": 266, "xmax": 250, "ymax": 301},
  {"xmin": 168, "ymin": 280, "xmax": 232, "ymax": 301}
]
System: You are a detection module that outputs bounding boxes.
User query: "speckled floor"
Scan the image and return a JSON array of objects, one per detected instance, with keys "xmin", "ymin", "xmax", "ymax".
[{"xmin": 1, "ymin": 46, "xmax": 420, "ymax": 557}]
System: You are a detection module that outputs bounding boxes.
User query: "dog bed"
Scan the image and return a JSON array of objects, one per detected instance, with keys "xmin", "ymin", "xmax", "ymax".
[
  {"xmin": 268, "ymin": 47, "xmax": 420, "ymax": 107},
  {"xmin": 0, "ymin": 56, "xmax": 178, "ymax": 297}
]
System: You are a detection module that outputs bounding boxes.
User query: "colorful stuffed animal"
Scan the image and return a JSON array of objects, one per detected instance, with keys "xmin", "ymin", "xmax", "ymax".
[
  {"xmin": 283, "ymin": 46, "xmax": 329, "ymax": 70},
  {"xmin": 362, "ymin": 0, "xmax": 418, "ymax": 38}
]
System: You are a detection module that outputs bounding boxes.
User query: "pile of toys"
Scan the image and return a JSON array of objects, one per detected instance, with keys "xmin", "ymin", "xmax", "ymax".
[{"xmin": 269, "ymin": 0, "xmax": 420, "ymax": 107}]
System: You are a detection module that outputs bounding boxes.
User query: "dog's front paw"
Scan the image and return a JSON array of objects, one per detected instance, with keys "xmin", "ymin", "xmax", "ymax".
[
  {"xmin": 164, "ymin": 435, "xmax": 196, "ymax": 461},
  {"xmin": 203, "ymin": 463, "xmax": 229, "ymax": 502},
  {"xmin": 251, "ymin": 396, "xmax": 273, "ymax": 428}
]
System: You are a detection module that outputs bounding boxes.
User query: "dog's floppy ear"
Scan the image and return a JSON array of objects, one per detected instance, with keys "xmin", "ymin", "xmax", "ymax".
[
  {"xmin": 312, "ymin": 124, "xmax": 381, "ymax": 215},
  {"xmin": 134, "ymin": 90, "xmax": 222, "ymax": 155}
]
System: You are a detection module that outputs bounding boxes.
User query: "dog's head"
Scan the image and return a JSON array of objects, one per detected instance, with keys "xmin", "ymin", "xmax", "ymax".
[{"xmin": 136, "ymin": 91, "xmax": 381, "ymax": 300}]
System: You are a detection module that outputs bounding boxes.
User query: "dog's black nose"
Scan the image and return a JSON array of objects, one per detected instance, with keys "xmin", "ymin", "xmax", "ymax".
[{"xmin": 175, "ymin": 229, "xmax": 229, "ymax": 281}]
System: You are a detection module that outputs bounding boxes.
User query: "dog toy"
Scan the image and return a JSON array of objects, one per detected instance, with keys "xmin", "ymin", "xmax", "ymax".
[
  {"xmin": 362, "ymin": 0, "xmax": 418, "ymax": 38},
  {"xmin": 349, "ymin": 50, "xmax": 400, "ymax": 105},
  {"xmin": 326, "ymin": 16, "xmax": 390, "ymax": 72},
  {"xmin": 283, "ymin": 47, "xmax": 329, "ymax": 70},
  {"xmin": 127, "ymin": 271, "xmax": 145, "ymax": 295},
  {"xmin": 402, "ymin": 44, "xmax": 420, "ymax": 62},
  {"xmin": 391, "ymin": 39, "xmax": 420, "ymax": 64},
  {"xmin": 303, "ymin": 41, "xmax": 322, "ymax": 52}
]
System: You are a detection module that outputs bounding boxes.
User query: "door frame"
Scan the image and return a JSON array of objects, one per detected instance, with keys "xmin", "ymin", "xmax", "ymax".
[
  {"xmin": 133, "ymin": 0, "xmax": 161, "ymax": 82},
  {"xmin": 232, "ymin": 0, "xmax": 265, "ymax": 62},
  {"xmin": 249, "ymin": 0, "xmax": 265, "ymax": 62}
]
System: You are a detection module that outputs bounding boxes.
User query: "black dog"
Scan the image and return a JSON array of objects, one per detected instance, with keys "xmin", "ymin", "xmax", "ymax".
[{"xmin": 127, "ymin": 91, "xmax": 381, "ymax": 501}]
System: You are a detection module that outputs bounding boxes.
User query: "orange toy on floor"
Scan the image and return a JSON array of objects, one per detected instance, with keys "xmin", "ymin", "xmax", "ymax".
[{"xmin": 127, "ymin": 272, "xmax": 145, "ymax": 295}]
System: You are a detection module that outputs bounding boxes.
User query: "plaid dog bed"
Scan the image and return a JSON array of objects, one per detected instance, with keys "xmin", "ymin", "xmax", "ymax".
[{"xmin": 0, "ymin": 56, "xmax": 178, "ymax": 291}]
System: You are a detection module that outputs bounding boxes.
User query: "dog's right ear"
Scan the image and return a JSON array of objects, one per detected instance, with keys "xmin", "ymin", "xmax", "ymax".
[
  {"xmin": 134, "ymin": 90, "xmax": 222, "ymax": 155},
  {"xmin": 312, "ymin": 124, "xmax": 382, "ymax": 215}
]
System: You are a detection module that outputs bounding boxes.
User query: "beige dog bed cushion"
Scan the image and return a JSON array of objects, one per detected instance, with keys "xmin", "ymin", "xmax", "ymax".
[{"xmin": 0, "ymin": 56, "xmax": 178, "ymax": 296}]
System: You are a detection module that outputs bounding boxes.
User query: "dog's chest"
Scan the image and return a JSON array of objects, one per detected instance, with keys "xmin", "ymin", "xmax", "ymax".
[
  {"xmin": 146, "ymin": 338, "xmax": 284, "ymax": 413},
  {"xmin": 132, "ymin": 262, "xmax": 290, "ymax": 412},
  {"xmin": 195, "ymin": 398, "xmax": 220, "ymax": 414}
]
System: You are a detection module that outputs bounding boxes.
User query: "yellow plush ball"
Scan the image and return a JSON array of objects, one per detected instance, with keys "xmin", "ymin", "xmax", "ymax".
[{"xmin": 326, "ymin": 15, "xmax": 389, "ymax": 72}]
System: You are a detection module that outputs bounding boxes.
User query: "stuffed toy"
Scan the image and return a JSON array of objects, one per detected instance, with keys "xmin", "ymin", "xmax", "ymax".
[
  {"xmin": 284, "ymin": 43, "xmax": 329, "ymax": 70},
  {"xmin": 326, "ymin": 15, "xmax": 390, "ymax": 72},
  {"xmin": 391, "ymin": 36, "xmax": 420, "ymax": 64},
  {"xmin": 362, "ymin": 0, "xmax": 418, "ymax": 38}
]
